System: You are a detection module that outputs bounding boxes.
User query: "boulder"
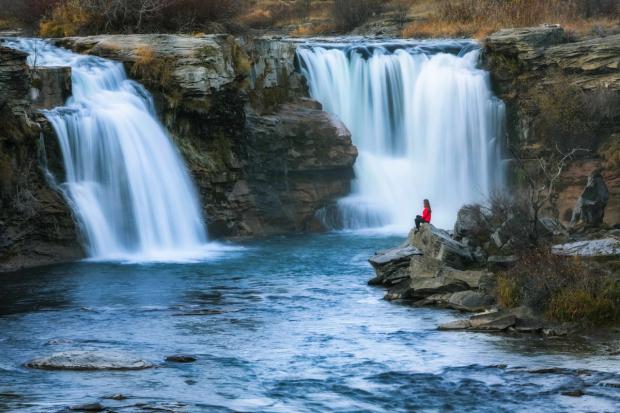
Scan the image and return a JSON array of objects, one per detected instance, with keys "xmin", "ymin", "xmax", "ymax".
[
  {"xmin": 368, "ymin": 245, "xmax": 422, "ymax": 285},
  {"xmin": 571, "ymin": 170, "xmax": 609, "ymax": 227},
  {"xmin": 409, "ymin": 224, "xmax": 475, "ymax": 269},
  {"xmin": 552, "ymin": 238, "xmax": 620, "ymax": 257},
  {"xmin": 453, "ymin": 205, "xmax": 491, "ymax": 244},
  {"xmin": 25, "ymin": 351, "xmax": 153, "ymax": 371}
]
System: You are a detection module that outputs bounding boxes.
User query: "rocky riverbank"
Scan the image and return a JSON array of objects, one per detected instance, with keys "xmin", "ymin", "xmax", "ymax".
[{"xmin": 368, "ymin": 174, "xmax": 620, "ymax": 335}]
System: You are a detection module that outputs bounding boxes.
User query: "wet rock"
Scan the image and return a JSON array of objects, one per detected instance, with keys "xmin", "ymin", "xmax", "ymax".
[
  {"xmin": 419, "ymin": 290, "xmax": 494, "ymax": 312},
  {"xmin": 69, "ymin": 402, "xmax": 104, "ymax": 412},
  {"xmin": 30, "ymin": 66, "xmax": 72, "ymax": 110},
  {"xmin": 468, "ymin": 312, "xmax": 517, "ymax": 331},
  {"xmin": 487, "ymin": 255, "xmax": 518, "ymax": 272},
  {"xmin": 552, "ymin": 238, "xmax": 620, "ymax": 257},
  {"xmin": 409, "ymin": 224, "xmax": 475, "ymax": 269},
  {"xmin": 571, "ymin": 169, "xmax": 610, "ymax": 227},
  {"xmin": 513, "ymin": 317, "xmax": 544, "ymax": 333},
  {"xmin": 165, "ymin": 355, "xmax": 197, "ymax": 363},
  {"xmin": 103, "ymin": 394, "xmax": 127, "ymax": 400},
  {"xmin": 26, "ymin": 351, "xmax": 153, "ymax": 370},
  {"xmin": 543, "ymin": 323, "xmax": 579, "ymax": 336},
  {"xmin": 561, "ymin": 389, "xmax": 585, "ymax": 397},
  {"xmin": 384, "ymin": 279, "xmax": 413, "ymax": 301},
  {"xmin": 368, "ymin": 245, "xmax": 422, "ymax": 285},
  {"xmin": 438, "ymin": 319, "xmax": 472, "ymax": 330}
]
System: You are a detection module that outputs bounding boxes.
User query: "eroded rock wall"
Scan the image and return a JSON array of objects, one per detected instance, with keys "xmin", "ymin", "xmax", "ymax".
[
  {"xmin": 484, "ymin": 26, "xmax": 620, "ymax": 225},
  {"xmin": 0, "ymin": 46, "xmax": 82, "ymax": 272},
  {"xmin": 57, "ymin": 34, "xmax": 357, "ymax": 237}
]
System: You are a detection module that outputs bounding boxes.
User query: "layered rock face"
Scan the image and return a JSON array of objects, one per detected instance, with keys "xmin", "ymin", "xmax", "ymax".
[
  {"xmin": 57, "ymin": 34, "xmax": 357, "ymax": 237},
  {"xmin": 484, "ymin": 26, "xmax": 620, "ymax": 225},
  {"xmin": 0, "ymin": 47, "xmax": 82, "ymax": 272}
]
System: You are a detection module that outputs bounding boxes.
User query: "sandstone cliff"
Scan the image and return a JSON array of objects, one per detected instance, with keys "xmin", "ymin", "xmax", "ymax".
[
  {"xmin": 56, "ymin": 34, "xmax": 357, "ymax": 237},
  {"xmin": 0, "ymin": 46, "xmax": 82, "ymax": 271},
  {"xmin": 484, "ymin": 26, "xmax": 620, "ymax": 225}
]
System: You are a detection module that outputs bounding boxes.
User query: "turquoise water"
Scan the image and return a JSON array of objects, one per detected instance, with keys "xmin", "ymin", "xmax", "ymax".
[{"xmin": 0, "ymin": 233, "xmax": 619, "ymax": 412}]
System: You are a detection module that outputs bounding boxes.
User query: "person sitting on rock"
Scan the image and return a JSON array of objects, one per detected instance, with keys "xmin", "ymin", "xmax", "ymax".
[{"xmin": 415, "ymin": 199, "xmax": 432, "ymax": 231}]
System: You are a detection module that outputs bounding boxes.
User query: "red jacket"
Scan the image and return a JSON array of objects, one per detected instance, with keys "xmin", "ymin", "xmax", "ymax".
[{"xmin": 422, "ymin": 207, "xmax": 431, "ymax": 223}]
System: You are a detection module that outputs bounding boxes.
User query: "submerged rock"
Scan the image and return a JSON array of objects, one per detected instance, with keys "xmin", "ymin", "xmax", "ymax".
[
  {"xmin": 26, "ymin": 351, "xmax": 153, "ymax": 371},
  {"xmin": 69, "ymin": 402, "xmax": 104, "ymax": 412},
  {"xmin": 165, "ymin": 355, "xmax": 197, "ymax": 363}
]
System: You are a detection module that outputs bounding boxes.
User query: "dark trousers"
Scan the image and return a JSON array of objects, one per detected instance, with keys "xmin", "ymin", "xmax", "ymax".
[{"xmin": 415, "ymin": 215, "xmax": 425, "ymax": 230}]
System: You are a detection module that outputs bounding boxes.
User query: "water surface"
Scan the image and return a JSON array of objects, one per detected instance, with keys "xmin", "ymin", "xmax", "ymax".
[{"xmin": 1, "ymin": 233, "xmax": 619, "ymax": 412}]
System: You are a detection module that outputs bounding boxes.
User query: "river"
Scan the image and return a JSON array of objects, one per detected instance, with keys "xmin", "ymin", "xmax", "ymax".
[{"xmin": 1, "ymin": 233, "xmax": 619, "ymax": 412}]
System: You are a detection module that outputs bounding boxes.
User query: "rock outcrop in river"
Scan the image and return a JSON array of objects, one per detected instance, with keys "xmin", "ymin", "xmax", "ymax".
[
  {"xmin": 0, "ymin": 46, "xmax": 82, "ymax": 271},
  {"xmin": 55, "ymin": 34, "xmax": 358, "ymax": 237}
]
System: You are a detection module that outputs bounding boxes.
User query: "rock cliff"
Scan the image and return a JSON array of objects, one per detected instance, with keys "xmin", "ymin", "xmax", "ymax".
[
  {"xmin": 0, "ymin": 46, "xmax": 82, "ymax": 271},
  {"xmin": 56, "ymin": 34, "xmax": 357, "ymax": 237},
  {"xmin": 484, "ymin": 26, "xmax": 620, "ymax": 225}
]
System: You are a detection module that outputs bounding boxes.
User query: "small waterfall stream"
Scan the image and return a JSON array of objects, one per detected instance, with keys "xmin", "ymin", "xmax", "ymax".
[
  {"xmin": 6, "ymin": 39, "xmax": 209, "ymax": 261},
  {"xmin": 297, "ymin": 40, "xmax": 506, "ymax": 232}
]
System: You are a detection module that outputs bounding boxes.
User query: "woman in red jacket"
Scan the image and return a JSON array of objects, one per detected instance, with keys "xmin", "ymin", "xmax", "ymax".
[{"xmin": 415, "ymin": 199, "xmax": 432, "ymax": 231}]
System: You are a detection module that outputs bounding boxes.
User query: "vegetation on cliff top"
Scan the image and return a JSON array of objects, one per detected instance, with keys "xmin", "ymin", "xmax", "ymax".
[{"xmin": 1, "ymin": 0, "xmax": 618, "ymax": 38}]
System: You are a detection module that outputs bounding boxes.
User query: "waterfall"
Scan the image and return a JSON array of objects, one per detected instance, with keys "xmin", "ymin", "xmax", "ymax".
[
  {"xmin": 6, "ymin": 39, "xmax": 210, "ymax": 261},
  {"xmin": 297, "ymin": 40, "xmax": 506, "ymax": 232}
]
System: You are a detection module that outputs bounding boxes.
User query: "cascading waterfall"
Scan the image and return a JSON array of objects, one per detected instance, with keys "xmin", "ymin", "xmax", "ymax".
[
  {"xmin": 297, "ymin": 40, "xmax": 506, "ymax": 232},
  {"xmin": 6, "ymin": 39, "xmax": 210, "ymax": 261}
]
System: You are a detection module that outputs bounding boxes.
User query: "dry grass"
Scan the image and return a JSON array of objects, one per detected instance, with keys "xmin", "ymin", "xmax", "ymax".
[
  {"xmin": 39, "ymin": 0, "xmax": 90, "ymax": 37},
  {"xmin": 130, "ymin": 45, "xmax": 174, "ymax": 90},
  {"xmin": 497, "ymin": 248, "xmax": 620, "ymax": 326},
  {"xmin": 403, "ymin": 0, "xmax": 620, "ymax": 39}
]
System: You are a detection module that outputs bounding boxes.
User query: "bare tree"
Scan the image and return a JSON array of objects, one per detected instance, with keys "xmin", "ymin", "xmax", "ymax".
[{"xmin": 509, "ymin": 145, "xmax": 589, "ymax": 241}]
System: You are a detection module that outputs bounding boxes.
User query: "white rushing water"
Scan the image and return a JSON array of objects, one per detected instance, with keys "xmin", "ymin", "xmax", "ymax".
[
  {"xmin": 297, "ymin": 41, "xmax": 506, "ymax": 232},
  {"xmin": 5, "ymin": 39, "xmax": 211, "ymax": 261}
]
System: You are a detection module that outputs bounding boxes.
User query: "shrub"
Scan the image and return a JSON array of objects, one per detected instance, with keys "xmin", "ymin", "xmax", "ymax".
[
  {"xmin": 497, "ymin": 248, "xmax": 620, "ymax": 326},
  {"xmin": 39, "ymin": 0, "xmax": 91, "ymax": 37},
  {"xmin": 332, "ymin": 0, "xmax": 383, "ymax": 31}
]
